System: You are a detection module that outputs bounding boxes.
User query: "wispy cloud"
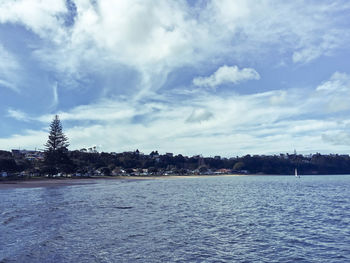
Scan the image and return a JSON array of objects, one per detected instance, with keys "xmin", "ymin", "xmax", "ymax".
[
  {"xmin": 0, "ymin": 44, "xmax": 21, "ymax": 93},
  {"xmin": 0, "ymin": 79, "xmax": 19, "ymax": 93},
  {"xmin": 316, "ymin": 72, "xmax": 350, "ymax": 92},
  {"xmin": 7, "ymin": 109, "xmax": 29, "ymax": 121},
  {"xmin": 186, "ymin": 109, "xmax": 214, "ymax": 123},
  {"xmin": 292, "ymin": 29, "xmax": 349, "ymax": 64},
  {"xmin": 51, "ymin": 82, "xmax": 59, "ymax": 109},
  {"xmin": 322, "ymin": 131, "xmax": 350, "ymax": 146},
  {"xmin": 4, "ymin": 72, "xmax": 349, "ymax": 155},
  {"xmin": 315, "ymin": 72, "xmax": 350, "ymax": 112},
  {"xmin": 0, "ymin": 129, "xmax": 47, "ymax": 150}
]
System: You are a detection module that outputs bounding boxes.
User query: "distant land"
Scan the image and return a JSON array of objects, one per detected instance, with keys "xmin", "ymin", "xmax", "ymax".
[{"xmin": 1, "ymin": 148, "xmax": 350, "ymax": 180}]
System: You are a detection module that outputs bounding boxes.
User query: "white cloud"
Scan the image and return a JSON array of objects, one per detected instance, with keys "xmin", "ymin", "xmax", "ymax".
[
  {"xmin": 0, "ymin": 130, "xmax": 47, "ymax": 151},
  {"xmin": 2, "ymin": 82, "xmax": 350, "ymax": 155},
  {"xmin": 53, "ymin": 73, "xmax": 350, "ymax": 155},
  {"xmin": 37, "ymin": 99, "xmax": 138, "ymax": 123},
  {"xmin": 206, "ymin": 0, "xmax": 350, "ymax": 64},
  {"xmin": 0, "ymin": 0, "xmax": 67, "ymax": 40},
  {"xmin": 3, "ymin": 75, "xmax": 345, "ymax": 155},
  {"xmin": 0, "ymin": 79, "xmax": 18, "ymax": 93},
  {"xmin": 316, "ymin": 72, "xmax": 350, "ymax": 92},
  {"xmin": 269, "ymin": 90, "xmax": 287, "ymax": 105},
  {"xmin": 193, "ymin": 65, "xmax": 260, "ymax": 88},
  {"xmin": 26, "ymin": 0, "xmax": 212, "ymax": 98},
  {"xmin": 322, "ymin": 131, "xmax": 350, "ymax": 146},
  {"xmin": 186, "ymin": 109, "xmax": 213, "ymax": 123},
  {"xmin": 315, "ymin": 72, "xmax": 350, "ymax": 112},
  {"xmin": 0, "ymin": 45, "xmax": 18, "ymax": 69},
  {"xmin": 292, "ymin": 30, "xmax": 343, "ymax": 63},
  {"xmin": 0, "ymin": 45, "xmax": 20, "ymax": 92},
  {"xmin": 7, "ymin": 109, "xmax": 29, "ymax": 121},
  {"xmin": 1, "ymin": 0, "xmax": 348, "ymax": 97},
  {"xmin": 51, "ymin": 82, "xmax": 59, "ymax": 109}
]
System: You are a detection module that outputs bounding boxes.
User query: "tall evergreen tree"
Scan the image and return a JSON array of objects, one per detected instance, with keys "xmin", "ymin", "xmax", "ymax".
[
  {"xmin": 44, "ymin": 115, "xmax": 73, "ymax": 175},
  {"xmin": 45, "ymin": 115, "xmax": 69, "ymax": 151}
]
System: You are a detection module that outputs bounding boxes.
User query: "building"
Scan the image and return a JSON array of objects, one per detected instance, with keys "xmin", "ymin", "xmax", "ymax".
[
  {"xmin": 214, "ymin": 168, "xmax": 231, "ymax": 174},
  {"xmin": 24, "ymin": 151, "xmax": 44, "ymax": 161},
  {"xmin": 12, "ymin": 149, "xmax": 44, "ymax": 161}
]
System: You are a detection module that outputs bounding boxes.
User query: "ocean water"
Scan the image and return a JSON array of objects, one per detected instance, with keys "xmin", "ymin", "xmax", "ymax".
[{"xmin": 1, "ymin": 175, "xmax": 350, "ymax": 263}]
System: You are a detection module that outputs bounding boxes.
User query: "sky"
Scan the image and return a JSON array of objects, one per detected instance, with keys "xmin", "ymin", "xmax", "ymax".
[{"xmin": 1, "ymin": 0, "xmax": 350, "ymax": 157}]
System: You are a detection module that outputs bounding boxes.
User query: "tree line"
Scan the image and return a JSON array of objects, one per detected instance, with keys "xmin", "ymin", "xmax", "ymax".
[{"xmin": 1, "ymin": 115, "xmax": 350, "ymax": 176}]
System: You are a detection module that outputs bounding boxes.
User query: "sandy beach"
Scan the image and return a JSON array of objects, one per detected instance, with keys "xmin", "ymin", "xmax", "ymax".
[{"xmin": 0, "ymin": 174, "xmax": 246, "ymax": 189}]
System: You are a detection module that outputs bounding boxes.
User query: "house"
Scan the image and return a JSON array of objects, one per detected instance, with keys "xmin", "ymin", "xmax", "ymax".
[
  {"xmin": 24, "ymin": 151, "xmax": 44, "ymax": 161},
  {"xmin": 12, "ymin": 149, "xmax": 44, "ymax": 161},
  {"xmin": 111, "ymin": 167, "xmax": 126, "ymax": 176},
  {"xmin": 214, "ymin": 168, "xmax": 231, "ymax": 174}
]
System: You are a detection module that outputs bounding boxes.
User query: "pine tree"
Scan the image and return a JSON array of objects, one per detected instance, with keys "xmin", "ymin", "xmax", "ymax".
[
  {"xmin": 44, "ymin": 115, "xmax": 73, "ymax": 175},
  {"xmin": 45, "ymin": 115, "xmax": 69, "ymax": 151}
]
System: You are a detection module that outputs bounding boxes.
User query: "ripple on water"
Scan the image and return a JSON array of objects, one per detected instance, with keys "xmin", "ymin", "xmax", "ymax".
[{"xmin": 0, "ymin": 176, "xmax": 350, "ymax": 262}]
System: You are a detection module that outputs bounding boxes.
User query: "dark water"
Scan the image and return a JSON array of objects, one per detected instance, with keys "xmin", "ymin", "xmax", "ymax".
[{"xmin": 1, "ymin": 176, "xmax": 350, "ymax": 263}]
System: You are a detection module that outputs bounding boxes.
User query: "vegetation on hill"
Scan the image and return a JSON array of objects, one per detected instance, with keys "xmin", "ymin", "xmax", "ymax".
[
  {"xmin": 1, "ymin": 149, "xmax": 350, "ymax": 177},
  {"xmin": 1, "ymin": 115, "xmax": 350, "ymax": 178}
]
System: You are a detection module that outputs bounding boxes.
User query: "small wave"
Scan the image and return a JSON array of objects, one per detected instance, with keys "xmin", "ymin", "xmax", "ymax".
[
  {"xmin": 127, "ymin": 233, "xmax": 145, "ymax": 238},
  {"xmin": 114, "ymin": 206, "xmax": 133, "ymax": 209},
  {"xmin": 0, "ymin": 257, "xmax": 17, "ymax": 263},
  {"xmin": 2, "ymin": 215, "xmax": 19, "ymax": 225}
]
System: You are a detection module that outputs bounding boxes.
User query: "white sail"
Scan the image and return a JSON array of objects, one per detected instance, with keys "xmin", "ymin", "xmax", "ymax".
[{"xmin": 295, "ymin": 168, "xmax": 300, "ymax": 178}]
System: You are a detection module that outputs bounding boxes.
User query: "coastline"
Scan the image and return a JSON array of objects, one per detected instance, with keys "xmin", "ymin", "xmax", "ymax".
[
  {"xmin": 116, "ymin": 174, "xmax": 246, "ymax": 180},
  {"xmin": 0, "ymin": 174, "xmax": 246, "ymax": 189},
  {"xmin": 0, "ymin": 178, "xmax": 96, "ymax": 189}
]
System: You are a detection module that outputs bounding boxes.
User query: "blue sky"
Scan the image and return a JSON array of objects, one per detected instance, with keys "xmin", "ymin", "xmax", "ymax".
[{"xmin": 1, "ymin": 0, "xmax": 350, "ymax": 156}]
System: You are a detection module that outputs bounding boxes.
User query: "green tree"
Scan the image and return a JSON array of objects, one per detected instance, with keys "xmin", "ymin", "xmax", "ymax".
[
  {"xmin": 233, "ymin": 161, "xmax": 245, "ymax": 171},
  {"xmin": 45, "ymin": 115, "xmax": 69, "ymax": 151},
  {"xmin": 44, "ymin": 115, "xmax": 73, "ymax": 175},
  {"xmin": 198, "ymin": 165, "xmax": 208, "ymax": 174}
]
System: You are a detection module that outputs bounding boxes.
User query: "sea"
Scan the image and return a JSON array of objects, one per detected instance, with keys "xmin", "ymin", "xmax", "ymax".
[{"xmin": 1, "ymin": 175, "xmax": 350, "ymax": 263}]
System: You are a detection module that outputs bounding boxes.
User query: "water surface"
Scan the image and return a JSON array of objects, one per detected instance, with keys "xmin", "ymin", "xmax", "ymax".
[{"xmin": 1, "ymin": 175, "xmax": 350, "ymax": 262}]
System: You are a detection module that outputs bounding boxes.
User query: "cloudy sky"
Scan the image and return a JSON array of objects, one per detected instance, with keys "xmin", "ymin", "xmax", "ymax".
[{"xmin": 1, "ymin": 0, "xmax": 350, "ymax": 156}]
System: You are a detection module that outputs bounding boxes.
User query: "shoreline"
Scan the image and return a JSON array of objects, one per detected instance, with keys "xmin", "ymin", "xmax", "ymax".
[
  {"xmin": 1, "ymin": 174, "xmax": 349, "ymax": 189},
  {"xmin": 116, "ymin": 174, "xmax": 247, "ymax": 180},
  {"xmin": 0, "ymin": 178, "xmax": 97, "ymax": 189},
  {"xmin": 0, "ymin": 174, "xmax": 246, "ymax": 189}
]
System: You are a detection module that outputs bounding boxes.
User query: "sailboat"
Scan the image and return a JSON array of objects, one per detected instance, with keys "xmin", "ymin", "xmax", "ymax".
[{"xmin": 295, "ymin": 168, "xmax": 300, "ymax": 178}]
